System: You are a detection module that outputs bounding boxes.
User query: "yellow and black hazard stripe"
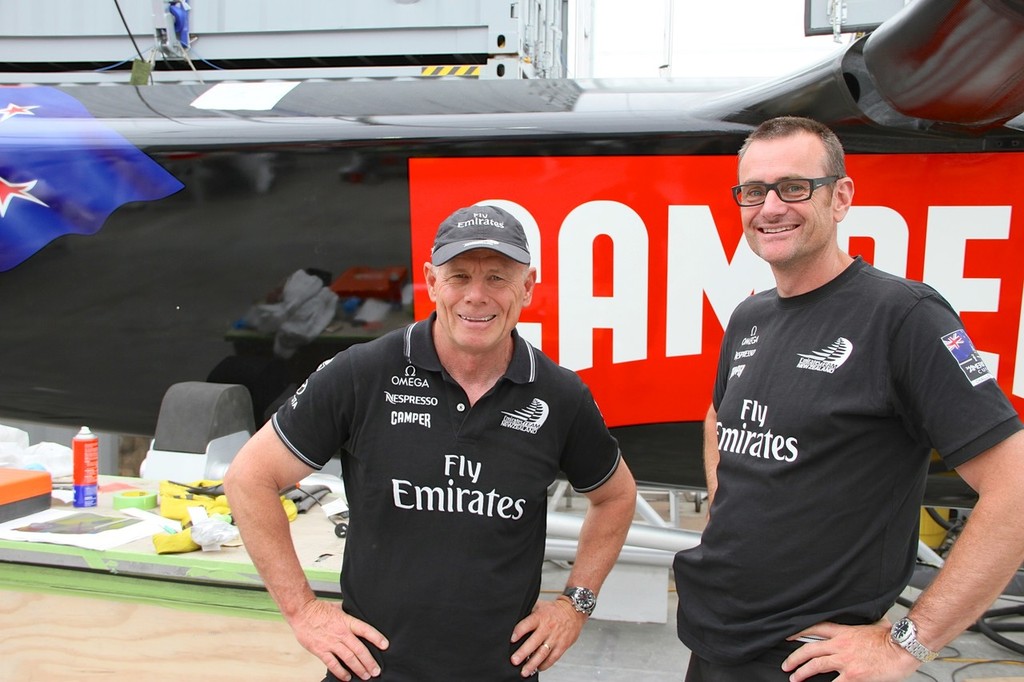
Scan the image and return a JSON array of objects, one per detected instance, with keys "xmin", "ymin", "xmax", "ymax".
[{"xmin": 420, "ymin": 65, "xmax": 481, "ymax": 78}]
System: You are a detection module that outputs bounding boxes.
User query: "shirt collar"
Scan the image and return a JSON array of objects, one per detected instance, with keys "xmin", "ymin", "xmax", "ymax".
[{"xmin": 404, "ymin": 311, "xmax": 536, "ymax": 384}]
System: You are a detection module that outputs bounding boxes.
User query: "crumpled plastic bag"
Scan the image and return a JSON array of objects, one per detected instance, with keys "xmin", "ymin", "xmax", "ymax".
[
  {"xmin": 0, "ymin": 424, "xmax": 30, "ymax": 450},
  {"xmin": 190, "ymin": 515, "xmax": 239, "ymax": 551},
  {"xmin": 0, "ymin": 424, "xmax": 73, "ymax": 478}
]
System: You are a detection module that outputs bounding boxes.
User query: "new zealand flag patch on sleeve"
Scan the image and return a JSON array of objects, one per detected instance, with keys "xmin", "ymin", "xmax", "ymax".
[{"xmin": 941, "ymin": 329, "xmax": 994, "ymax": 387}]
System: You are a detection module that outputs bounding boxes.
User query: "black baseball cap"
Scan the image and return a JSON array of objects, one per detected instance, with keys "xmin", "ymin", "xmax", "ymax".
[{"xmin": 430, "ymin": 205, "xmax": 531, "ymax": 266}]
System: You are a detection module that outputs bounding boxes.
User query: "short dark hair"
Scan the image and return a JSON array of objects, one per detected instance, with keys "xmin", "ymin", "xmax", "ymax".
[{"xmin": 738, "ymin": 116, "xmax": 846, "ymax": 178}]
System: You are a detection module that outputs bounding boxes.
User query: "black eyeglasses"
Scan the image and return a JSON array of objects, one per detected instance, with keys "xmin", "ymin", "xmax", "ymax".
[{"xmin": 731, "ymin": 176, "xmax": 840, "ymax": 207}]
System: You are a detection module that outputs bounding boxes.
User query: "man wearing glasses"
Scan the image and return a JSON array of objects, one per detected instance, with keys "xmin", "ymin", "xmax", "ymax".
[{"xmin": 673, "ymin": 116, "xmax": 1024, "ymax": 681}]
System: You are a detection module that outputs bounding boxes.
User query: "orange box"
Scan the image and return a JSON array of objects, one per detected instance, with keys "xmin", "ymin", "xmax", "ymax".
[
  {"xmin": 0, "ymin": 468, "xmax": 52, "ymax": 523},
  {"xmin": 329, "ymin": 266, "xmax": 408, "ymax": 302}
]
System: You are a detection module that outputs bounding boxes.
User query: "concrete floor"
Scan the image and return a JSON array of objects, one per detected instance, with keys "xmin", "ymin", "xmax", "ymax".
[{"xmin": 542, "ymin": 579, "xmax": 1024, "ymax": 681}]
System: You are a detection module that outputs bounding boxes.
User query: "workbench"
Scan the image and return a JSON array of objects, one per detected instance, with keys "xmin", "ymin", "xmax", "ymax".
[{"xmin": 0, "ymin": 476, "xmax": 343, "ymax": 681}]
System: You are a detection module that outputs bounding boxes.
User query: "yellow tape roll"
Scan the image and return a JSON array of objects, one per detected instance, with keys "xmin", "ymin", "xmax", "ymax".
[{"xmin": 113, "ymin": 490, "xmax": 158, "ymax": 510}]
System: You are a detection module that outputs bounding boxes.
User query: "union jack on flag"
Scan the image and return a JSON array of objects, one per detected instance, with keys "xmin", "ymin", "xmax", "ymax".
[
  {"xmin": 941, "ymin": 329, "xmax": 976, "ymax": 364},
  {"xmin": 0, "ymin": 87, "xmax": 183, "ymax": 271}
]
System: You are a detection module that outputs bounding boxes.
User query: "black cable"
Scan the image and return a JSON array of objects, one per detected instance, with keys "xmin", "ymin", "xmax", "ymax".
[
  {"xmin": 971, "ymin": 603, "xmax": 1024, "ymax": 656},
  {"xmin": 983, "ymin": 603, "xmax": 1024, "ymax": 619},
  {"xmin": 288, "ymin": 486, "xmax": 326, "ymax": 508},
  {"xmin": 896, "ymin": 594, "xmax": 915, "ymax": 609},
  {"xmin": 925, "ymin": 506, "xmax": 955, "ymax": 530},
  {"xmin": 113, "ymin": 0, "xmax": 146, "ymax": 61},
  {"xmin": 113, "ymin": 0, "xmax": 155, "ymax": 86}
]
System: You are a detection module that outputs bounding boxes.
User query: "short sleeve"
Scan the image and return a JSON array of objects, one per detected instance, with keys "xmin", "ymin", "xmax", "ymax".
[
  {"xmin": 889, "ymin": 294, "xmax": 1022, "ymax": 468},
  {"xmin": 272, "ymin": 352, "xmax": 354, "ymax": 469},
  {"xmin": 559, "ymin": 382, "xmax": 621, "ymax": 493}
]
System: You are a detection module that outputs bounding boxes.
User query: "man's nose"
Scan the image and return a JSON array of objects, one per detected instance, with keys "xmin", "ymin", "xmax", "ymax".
[
  {"xmin": 463, "ymin": 278, "xmax": 488, "ymax": 300},
  {"xmin": 759, "ymin": 189, "xmax": 790, "ymax": 214}
]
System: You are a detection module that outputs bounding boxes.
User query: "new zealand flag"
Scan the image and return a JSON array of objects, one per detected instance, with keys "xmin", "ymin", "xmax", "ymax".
[{"xmin": 0, "ymin": 86, "xmax": 184, "ymax": 271}]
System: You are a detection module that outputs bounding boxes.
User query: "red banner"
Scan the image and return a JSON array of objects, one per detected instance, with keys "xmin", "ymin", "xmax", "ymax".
[{"xmin": 409, "ymin": 154, "xmax": 1024, "ymax": 428}]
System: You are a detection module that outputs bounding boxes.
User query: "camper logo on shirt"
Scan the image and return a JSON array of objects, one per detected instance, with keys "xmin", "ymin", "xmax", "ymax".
[{"xmin": 941, "ymin": 329, "xmax": 994, "ymax": 387}]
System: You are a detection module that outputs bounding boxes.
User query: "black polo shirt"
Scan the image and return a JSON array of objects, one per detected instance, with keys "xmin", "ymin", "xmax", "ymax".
[
  {"xmin": 273, "ymin": 312, "xmax": 621, "ymax": 681},
  {"xmin": 674, "ymin": 259, "xmax": 1023, "ymax": 665}
]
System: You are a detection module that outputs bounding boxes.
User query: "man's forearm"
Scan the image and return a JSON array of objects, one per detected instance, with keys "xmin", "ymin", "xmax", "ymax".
[
  {"xmin": 906, "ymin": 485, "xmax": 1024, "ymax": 651},
  {"xmin": 567, "ymin": 465, "xmax": 637, "ymax": 593},
  {"xmin": 233, "ymin": 484, "xmax": 317, "ymax": 619},
  {"xmin": 569, "ymin": 506, "xmax": 633, "ymax": 591},
  {"xmin": 703, "ymin": 406, "xmax": 720, "ymax": 506},
  {"xmin": 224, "ymin": 426, "xmax": 319, "ymax": 621}
]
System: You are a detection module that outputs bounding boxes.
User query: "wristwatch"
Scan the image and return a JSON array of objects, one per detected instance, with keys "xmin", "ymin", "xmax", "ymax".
[
  {"xmin": 561, "ymin": 586, "xmax": 597, "ymax": 616},
  {"xmin": 890, "ymin": 617, "xmax": 938, "ymax": 662}
]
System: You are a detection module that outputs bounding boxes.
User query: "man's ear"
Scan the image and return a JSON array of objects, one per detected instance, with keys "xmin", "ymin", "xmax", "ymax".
[
  {"xmin": 832, "ymin": 176, "xmax": 855, "ymax": 222},
  {"xmin": 424, "ymin": 262, "xmax": 438, "ymax": 302},
  {"xmin": 522, "ymin": 267, "xmax": 537, "ymax": 307}
]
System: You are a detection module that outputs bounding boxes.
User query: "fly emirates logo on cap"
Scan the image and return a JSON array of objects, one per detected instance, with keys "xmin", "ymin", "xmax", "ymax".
[{"xmin": 456, "ymin": 212, "xmax": 508, "ymax": 230}]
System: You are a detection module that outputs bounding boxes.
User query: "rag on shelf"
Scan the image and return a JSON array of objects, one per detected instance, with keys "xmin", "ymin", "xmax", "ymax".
[{"xmin": 245, "ymin": 269, "xmax": 337, "ymax": 358}]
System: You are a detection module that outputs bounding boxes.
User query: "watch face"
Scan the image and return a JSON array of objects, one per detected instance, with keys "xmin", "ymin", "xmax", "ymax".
[
  {"xmin": 566, "ymin": 587, "xmax": 596, "ymax": 612},
  {"xmin": 576, "ymin": 589, "xmax": 596, "ymax": 610},
  {"xmin": 892, "ymin": 618, "xmax": 913, "ymax": 643}
]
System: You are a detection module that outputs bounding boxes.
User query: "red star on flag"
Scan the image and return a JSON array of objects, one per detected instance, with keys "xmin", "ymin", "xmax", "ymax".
[
  {"xmin": 0, "ymin": 175, "xmax": 49, "ymax": 217},
  {"xmin": 0, "ymin": 103, "xmax": 40, "ymax": 123}
]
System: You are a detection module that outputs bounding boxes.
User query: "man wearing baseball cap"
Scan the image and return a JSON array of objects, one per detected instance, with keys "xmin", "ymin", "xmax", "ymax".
[
  {"xmin": 429, "ymin": 204, "xmax": 532, "ymax": 265},
  {"xmin": 226, "ymin": 204, "xmax": 637, "ymax": 681}
]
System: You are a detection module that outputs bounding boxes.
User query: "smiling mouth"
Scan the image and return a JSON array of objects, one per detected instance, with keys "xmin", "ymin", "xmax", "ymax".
[
  {"xmin": 759, "ymin": 225, "xmax": 796, "ymax": 235},
  {"xmin": 459, "ymin": 314, "xmax": 497, "ymax": 322}
]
